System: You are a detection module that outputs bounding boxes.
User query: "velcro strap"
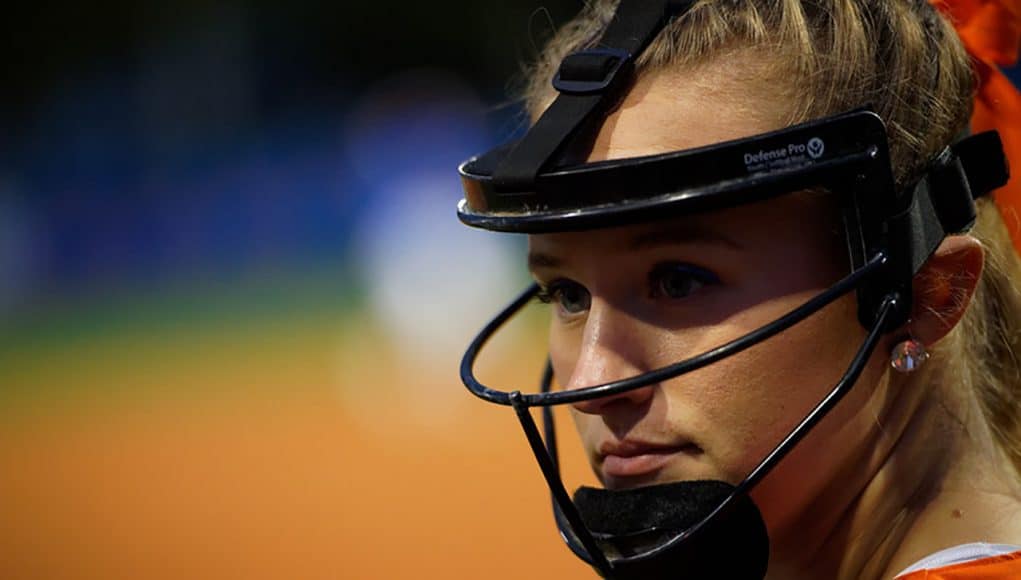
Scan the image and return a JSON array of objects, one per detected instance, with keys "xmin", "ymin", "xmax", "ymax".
[
  {"xmin": 491, "ymin": 0, "xmax": 694, "ymax": 192},
  {"xmin": 927, "ymin": 147, "xmax": 976, "ymax": 234}
]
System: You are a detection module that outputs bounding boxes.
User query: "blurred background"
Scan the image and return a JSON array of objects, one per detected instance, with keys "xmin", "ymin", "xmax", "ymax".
[
  {"xmin": 2, "ymin": 3, "xmax": 1020, "ymax": 579},
  {"xmin": 0, "ymin": 2, "xmax": 600, "ymax": 578}
]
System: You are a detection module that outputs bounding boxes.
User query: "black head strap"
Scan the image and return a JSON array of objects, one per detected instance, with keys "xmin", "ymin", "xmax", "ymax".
[
  {"xmin": 492, "ymin": 0, "xmax": 695, "ymax": 192},
  {"xmin": 870, "ymin": 130, "xmax": 1009, "ymax": 327},
  {"xmin": 951, "ymin": 130, "xmax": 1011, "ymax": 211},
  {"xmin": 901, "ymin": 131, "xmax": 1008, "ymax": 269}
]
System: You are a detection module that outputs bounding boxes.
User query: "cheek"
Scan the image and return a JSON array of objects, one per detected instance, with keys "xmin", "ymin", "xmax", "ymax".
[
  {"xmin": 548, "ymin": 321, "xmax": 582, "ymax": 386},
  {"xmin": 747, "ymin": 351, "xmax": 891, "ymax": 537},
  {"xmin": 679, "ymin": 293, "xmax": 895, "ymax": 540},
  {"xmin": 678, "ymin": 294, "xmax": 868, "ymax": 480},
  {"xmin": 546, "ymin": 314, "xmax": 577, "ymax": 377}
]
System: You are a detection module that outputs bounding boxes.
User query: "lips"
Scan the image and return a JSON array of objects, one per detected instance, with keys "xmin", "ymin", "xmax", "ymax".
[{"xmin": 598, "ymin": 440, "xmax": 702, "ymax": 480}]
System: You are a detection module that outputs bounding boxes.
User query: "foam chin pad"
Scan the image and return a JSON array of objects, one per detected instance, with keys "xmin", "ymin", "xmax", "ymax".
[{"xmin": 573, "ymin": 480, "xmax": 768, "ymax": 580}]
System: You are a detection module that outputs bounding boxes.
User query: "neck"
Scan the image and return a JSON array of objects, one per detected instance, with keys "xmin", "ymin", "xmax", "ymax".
[
  {"xmin": 827, "ymin": 383, "xmax": 951, "ymax": 580},
  {"xmin": 770, "ymin": 369, "xmax": 1021, "ymax": 580},
  {"xmin": 870, "ymin": 391, "xmax": 1021, "ymax": 579}
]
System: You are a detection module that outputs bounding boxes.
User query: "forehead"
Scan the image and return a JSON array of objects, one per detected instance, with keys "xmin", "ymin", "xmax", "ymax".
[
  {"xmin": 528, "ymin": 61, "xmax": 839, "ymax": 259},
  {"xmin": 526, "ymin": 59, "xmax": 834, "ymax": 257},
  {"xmin": 585, "ymin": 62, "xmax": 789, "ymax": 163}
]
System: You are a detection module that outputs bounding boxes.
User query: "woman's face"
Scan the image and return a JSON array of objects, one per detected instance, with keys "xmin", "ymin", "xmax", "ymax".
[{"xmin": 527, "ymin": 66, "xmax": 894, "ymax": 539}]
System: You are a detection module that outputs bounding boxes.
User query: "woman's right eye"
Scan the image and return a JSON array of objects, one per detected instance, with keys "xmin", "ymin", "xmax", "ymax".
[{"xmin": 536, "ymin": 280, "xmax": 591, "ymax": 315}]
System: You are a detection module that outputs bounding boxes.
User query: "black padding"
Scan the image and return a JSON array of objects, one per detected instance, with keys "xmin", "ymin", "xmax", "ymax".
[
  {"xmin": 574, "ymin": 481, "xmax": 769, "ymax": 580},
  {"xmin": 925, "ymin": 149, "xmax": 977, "ymax": 234},
  {"xmin": 894, "ymin": 178, "xmax": 948, "ymax": 277},
  {"xmin": 891, "ymin": 131, "xmax": 1009, "ymax": 281}
]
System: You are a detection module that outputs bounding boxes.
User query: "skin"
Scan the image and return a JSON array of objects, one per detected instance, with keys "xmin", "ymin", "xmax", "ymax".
[{"xmin": 527, "ymin": 65, "xmax": 1021, "ymax": 579}]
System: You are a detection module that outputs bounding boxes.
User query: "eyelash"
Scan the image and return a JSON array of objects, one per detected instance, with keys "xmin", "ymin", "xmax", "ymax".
[
  {"xmin": 648, "ymin": 262, "xmax": 720, "ymax": 299},
  {"xmin": 534, "ymin": 280, "xmax": 569, "ymax": 305},
  {"xmin": 533, "ymin": 263, "xmax": 720, "ymax": 306},
  {"xmin": 534, "ymin": 287, "xmax": 554, "ymax": 304}
]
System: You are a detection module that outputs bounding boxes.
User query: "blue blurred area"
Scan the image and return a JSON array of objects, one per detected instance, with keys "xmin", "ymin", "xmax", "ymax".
[
  {"xmin": 0, "ymin": 8, "xmax": 534, "ymax": 316},
  {"xmin": 0, "ymin": 1, "xmax": 1018, "ymax": 320},
  {"xmin": 1008, "ymin": 63, "xmax": 1021, "ymax": 93}
]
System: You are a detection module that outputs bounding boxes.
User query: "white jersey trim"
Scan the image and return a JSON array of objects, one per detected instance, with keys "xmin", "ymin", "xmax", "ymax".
[{"xmin": 896, "ymin": 542, "xmax": 1021, "ymax": 576}]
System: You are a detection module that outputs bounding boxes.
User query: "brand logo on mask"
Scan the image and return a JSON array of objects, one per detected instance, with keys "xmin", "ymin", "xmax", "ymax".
[
  {"xmin": 807, "ymin": 137, "xmax": 825, "ymax": 159},
  {"xmin": 743, "ymin": 137, "xmax": 827, "ymax": 173}
]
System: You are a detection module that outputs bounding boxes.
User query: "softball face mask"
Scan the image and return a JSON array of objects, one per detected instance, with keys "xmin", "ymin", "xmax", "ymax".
[{"xmin": 455, "ymin": 1, "xmax": 1009, "ymax": 578}]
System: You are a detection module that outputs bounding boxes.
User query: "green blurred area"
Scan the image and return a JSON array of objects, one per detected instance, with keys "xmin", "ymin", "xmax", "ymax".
[{"xmin": 0, "ymin": 266, "xmax": 360, "ymax": 408}]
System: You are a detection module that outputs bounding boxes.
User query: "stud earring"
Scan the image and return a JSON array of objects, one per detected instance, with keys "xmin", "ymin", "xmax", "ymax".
[{"xmin": 890, "ymin": 338, "xmax": 929, "ymax": 373}]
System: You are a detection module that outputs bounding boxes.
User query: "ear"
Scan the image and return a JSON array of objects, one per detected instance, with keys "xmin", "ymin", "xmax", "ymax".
[{"xmin": 908, "ymin": 235, "xmax": 984, "ymax": 345}]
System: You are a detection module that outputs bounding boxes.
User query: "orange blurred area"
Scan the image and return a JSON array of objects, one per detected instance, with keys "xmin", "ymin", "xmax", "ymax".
[{"xmin": 0, "ymin": 296, "xmax": 597, "ymax": 579}]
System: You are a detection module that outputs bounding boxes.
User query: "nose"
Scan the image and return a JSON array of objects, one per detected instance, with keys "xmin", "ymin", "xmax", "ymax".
[{"xmin": 563, "ymin": 304, "xmax": 656, "ymax": 415}]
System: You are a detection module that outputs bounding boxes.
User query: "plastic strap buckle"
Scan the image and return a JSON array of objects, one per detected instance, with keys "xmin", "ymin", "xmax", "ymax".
[{"xmin": 553, "ymin": 48, "xmax": 634, "ymax": 95}]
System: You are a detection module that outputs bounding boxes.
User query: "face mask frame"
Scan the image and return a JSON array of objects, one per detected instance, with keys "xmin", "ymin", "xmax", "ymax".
[
  {"xmin": 461, "ymin": 255, "xmax": 896, "ymax": 577},
  {"xmin": 458, "ymin": 117, "xmax": 1003, "ymax": 579},
  {"xmin": 453, "ymin": 1, "xmax": 1007, "ymax": 577}
]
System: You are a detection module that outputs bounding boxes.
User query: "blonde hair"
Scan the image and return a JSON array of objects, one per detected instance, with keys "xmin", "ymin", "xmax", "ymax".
[{"xmin": 522, "ymin": 0, "xmax": 1021, "ymax": 472}]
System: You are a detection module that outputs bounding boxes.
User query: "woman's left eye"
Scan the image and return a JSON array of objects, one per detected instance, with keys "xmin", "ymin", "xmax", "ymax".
[{"xmin": 649, "ymin": 262, "xmax": 720, "ymax": 299}]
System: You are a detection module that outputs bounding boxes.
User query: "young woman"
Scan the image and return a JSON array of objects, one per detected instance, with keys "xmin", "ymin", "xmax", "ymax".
[{"xmin": 457, "ymin": 1, "xmax": 1021, "ymax": 578}]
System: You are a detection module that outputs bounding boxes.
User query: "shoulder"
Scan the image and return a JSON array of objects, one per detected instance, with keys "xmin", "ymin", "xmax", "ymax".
[{"xmin": 895, "ymin": 543, "xmax": 1021, "ymax": 579}]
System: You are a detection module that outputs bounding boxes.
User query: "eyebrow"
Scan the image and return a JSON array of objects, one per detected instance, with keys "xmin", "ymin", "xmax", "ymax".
[
  {"xmin": 528, "ymin": 252, "xmax": 564, "ymax": 270},
  {"xmin": 527, "ymin": 224, "xmax": 742, "ymax": 271},
  {"xmin": 628, "ymin": 225, "xmax": 742, "ymax": 251}
]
